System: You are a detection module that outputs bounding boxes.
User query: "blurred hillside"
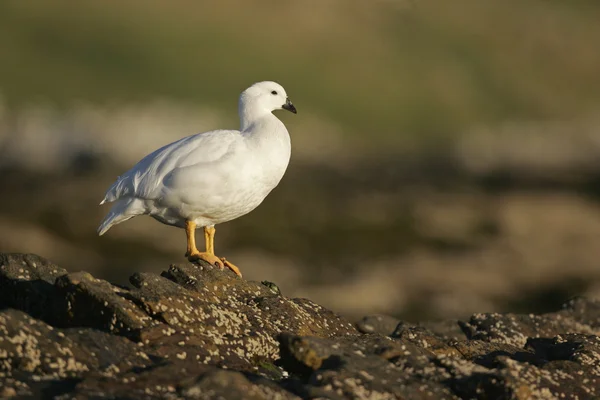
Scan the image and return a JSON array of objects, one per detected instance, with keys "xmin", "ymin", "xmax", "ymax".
[{"xmin": 1, "ymin": 0, "xmax": 600, "ymax": 321}]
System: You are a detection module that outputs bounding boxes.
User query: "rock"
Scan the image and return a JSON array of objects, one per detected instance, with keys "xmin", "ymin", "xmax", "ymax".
[
  {"xmin": 0, "ymin": 308, "xmax": 151, "ymax": 398},
  {"xmin": 55, "ymin": 271, "xmax": 154, "ymax": 337},
  {"xmin": 356, "ymin": 314, "xmax": 401, "ymax": 335},
  {"xmin": 0, "ymin": 253, "xmax": 356, "ymax": 398},
  {"xmin": 419, "ymin": 318, "xmax": 467, "ymax": 341},
  {"xmin": 445, "ymin": 333, "xmax": 600, "ymax": 399},
  {"xmin": 459, "ymin": 297, "xmax": 600, "ymax": 347},
  {"xmin": 278, "ymin": 332, "xmax": 458, "ymax": 399},
  {"xmin": 69, "ymin": 362, "xmax": 301, "ymax": 399},
  {"xmin": 0, "ymin": 253, "xmax": 68, "ymax": 326},
  {"xmin": 179, "ymin": 369, "xmax": 300, "ymax": 400},
  {"xmin": 1, "ymin": 252, "xmax": 600, "ymax": 399}
]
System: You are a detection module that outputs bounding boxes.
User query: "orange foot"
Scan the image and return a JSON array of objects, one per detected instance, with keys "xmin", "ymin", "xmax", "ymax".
[
  {"xmin": 219, "ymin": 257, "xmax": 242, "ymax": 278},
  {"xmin": 187, "ymin": 251, "xmax": 242, "ymax": 278}
]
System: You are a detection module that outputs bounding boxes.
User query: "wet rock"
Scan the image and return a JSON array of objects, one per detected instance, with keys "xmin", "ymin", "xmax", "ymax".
[{"xmin": 1, "ymin": 252, "xmax": 600, "ymax": 399}]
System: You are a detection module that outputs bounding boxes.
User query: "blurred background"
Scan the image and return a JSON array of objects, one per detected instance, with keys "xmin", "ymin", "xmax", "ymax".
[{"xmin": 1, "ymin": 0, "xmax": 600, "ymax": 322}]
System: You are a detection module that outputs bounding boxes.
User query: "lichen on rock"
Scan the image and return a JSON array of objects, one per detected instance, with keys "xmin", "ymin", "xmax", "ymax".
[{"xmin": 1, "ymin": 252, "xmax": 600, "ymax": 399}]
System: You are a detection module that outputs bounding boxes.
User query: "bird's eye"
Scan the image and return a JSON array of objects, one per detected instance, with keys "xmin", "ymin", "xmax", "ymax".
[{"xmin": 271, "ymin": 90, "xmax": 277, "ymax": 95}]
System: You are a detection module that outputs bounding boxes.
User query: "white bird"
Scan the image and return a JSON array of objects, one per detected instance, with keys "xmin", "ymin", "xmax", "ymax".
[{"xmin": 97, "ymin": 81, "xmax": 296, "ymax": 277}]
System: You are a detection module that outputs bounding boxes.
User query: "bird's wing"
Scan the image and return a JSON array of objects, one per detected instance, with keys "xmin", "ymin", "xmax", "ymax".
[{"xmin": 100, "ymin": 129, "xmax": 241, "ymax": 203}]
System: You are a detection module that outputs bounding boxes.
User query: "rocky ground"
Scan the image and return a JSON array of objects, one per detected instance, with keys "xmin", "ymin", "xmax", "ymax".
[
  {"xmin": 1, "ymin": 253, "xmax": 600, "ymax": 399},
  {"xmin": 3, "ymin": 164, "xmax": 600, "ymax": 323}
]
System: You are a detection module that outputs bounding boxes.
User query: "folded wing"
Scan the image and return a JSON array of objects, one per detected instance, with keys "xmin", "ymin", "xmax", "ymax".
[{"xmin": 97, "ymin": 129, "xmax": 241, "ymax": 234}]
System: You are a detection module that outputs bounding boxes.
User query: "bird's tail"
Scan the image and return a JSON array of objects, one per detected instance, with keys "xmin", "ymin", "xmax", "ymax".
[{"xmin": 97, "ymin": 197, "xmax": 145, "ymax": 236}]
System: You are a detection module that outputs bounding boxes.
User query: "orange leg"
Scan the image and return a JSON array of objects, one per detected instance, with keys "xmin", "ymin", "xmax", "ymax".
[{"xmin": 185, "ymin": 221, "xmax": 242, "ymax": 277}]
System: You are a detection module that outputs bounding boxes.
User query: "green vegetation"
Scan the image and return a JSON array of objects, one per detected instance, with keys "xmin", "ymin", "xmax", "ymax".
[{"xmin": 2, "ymin": 0, "xmax": 600, "ymax": 144}]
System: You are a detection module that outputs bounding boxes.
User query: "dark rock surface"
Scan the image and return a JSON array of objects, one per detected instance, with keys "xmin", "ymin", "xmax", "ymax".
[{"xmin": 1, "ymin": 253, "xmax": 600, "ymax": 399}]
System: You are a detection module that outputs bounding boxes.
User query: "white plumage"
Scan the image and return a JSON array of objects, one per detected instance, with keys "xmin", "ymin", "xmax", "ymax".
[{"xmin": 97, "ymin": 81, "xmax": 296, "ymax": 276}]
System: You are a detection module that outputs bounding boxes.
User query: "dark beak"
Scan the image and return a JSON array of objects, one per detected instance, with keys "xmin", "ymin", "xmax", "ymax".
[{"xmin": 282, "ymin": 98, "xmax": 297, "ymax": 114}]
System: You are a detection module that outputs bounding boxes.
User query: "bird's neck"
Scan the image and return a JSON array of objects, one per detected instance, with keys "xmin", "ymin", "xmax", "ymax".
[
  {"xmin": 244, "ymin": 114, "xmax": 291, "ymax": 177},
  {"xmin": 242, "ymin": 112, "xmax": 290, "ymax": 155},
  {"xmin": 239, "ymin": 101, "xmax": 274, "ymax": 131},
  {"xmin": 240, "ymin": 114, "xmax": 280, "ymax": 133}
]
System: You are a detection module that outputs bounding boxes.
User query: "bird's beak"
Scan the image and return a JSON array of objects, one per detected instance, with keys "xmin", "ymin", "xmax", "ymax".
[{"xmin": 282, "ymin": 98, "xmax": 297, "ymax": 114}]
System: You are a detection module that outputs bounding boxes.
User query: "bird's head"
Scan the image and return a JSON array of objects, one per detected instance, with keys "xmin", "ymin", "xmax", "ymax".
[{"xmin": 239, "ymin": 81, "xmax": 297, "ymax": 121}]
